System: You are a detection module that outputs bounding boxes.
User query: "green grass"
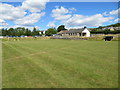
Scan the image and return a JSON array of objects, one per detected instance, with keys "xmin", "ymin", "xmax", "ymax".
[{"xmin": 2, "ymin": 39, "xmax": 118, "ymax": 88}]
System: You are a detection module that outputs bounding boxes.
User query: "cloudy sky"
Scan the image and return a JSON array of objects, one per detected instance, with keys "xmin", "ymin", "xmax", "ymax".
[{"xmin": 0, "ymin": 0, "xmax": 119, "ymax": 30}]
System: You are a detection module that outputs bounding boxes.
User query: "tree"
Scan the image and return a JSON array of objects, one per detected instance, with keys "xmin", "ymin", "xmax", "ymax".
[
  {"xmin": 45, "ymin": 28, "xmax": 57, "ymax": 36},
  {"xmin": 1, "ymin": 28, "xmax": 7, "ymax": 36},
  {"xmin": 104, "ymin": 29, "xmax": 110, "ymax": 34},
  {"xmin": 8, "ymin": 28, "xmax": 15, "ymax": 36},
  {"xmin": 57, "ymin": 25, "xmax": 67, "ymax": 32},
  {"xmin": 17, "ymin": 27, "xmax": 25, "ymax": 36},
  {"xmin": 98, "ymin": 26, "xmax": 103, "ymax": 29},
  {"xmin": 25, "ymin": 28, "xmax": 32, "ymax": 36},
  {"xmin": 32, "ymin": 27, "xmax": 39, "ymax": 36}
]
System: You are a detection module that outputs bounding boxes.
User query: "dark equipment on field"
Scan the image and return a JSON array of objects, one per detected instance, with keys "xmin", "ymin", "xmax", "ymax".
[{"xmin": 104, "ymin": 36, "xmax": 113, "ymax": 41}]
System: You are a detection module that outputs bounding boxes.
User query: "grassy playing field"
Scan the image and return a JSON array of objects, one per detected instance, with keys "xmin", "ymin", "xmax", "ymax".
[{"xmin": 2, "ymin": 39, "xmax": 118, "ymax": 88}]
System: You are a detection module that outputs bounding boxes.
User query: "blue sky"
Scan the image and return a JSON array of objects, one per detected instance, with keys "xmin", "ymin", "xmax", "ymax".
[{"xmin": 0, "ymin": 0, "xmax": 119, "ymax": 30}]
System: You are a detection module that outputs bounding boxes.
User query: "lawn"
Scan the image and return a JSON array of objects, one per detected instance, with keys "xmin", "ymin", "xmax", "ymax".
[{"xmin": 2, "ymin": 39, "xmax": 118, "ymax": 88}]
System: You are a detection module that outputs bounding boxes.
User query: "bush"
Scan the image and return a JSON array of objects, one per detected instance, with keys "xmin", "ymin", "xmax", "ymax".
[{"xmin": 90, "ymin": 30, "xmax": 120, "ymax": 34}]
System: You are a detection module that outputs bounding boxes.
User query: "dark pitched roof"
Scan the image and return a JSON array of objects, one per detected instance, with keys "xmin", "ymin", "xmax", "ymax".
[
  {"xmin": 57, "ymin": 30, "xmax": 68, "ymax": 34},
  {"xmin": 68, "ymin": 29, "xmax": 84, "ymax": 33},
  {"xmin": 60, "ymin": 29, "xmax": 84, "ymax": 34}
]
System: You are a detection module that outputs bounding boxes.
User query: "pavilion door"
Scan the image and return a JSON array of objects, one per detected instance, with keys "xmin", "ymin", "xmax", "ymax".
[{"xmin": 82, "ymin": 33, "xmax": 86, "ymax": 36}]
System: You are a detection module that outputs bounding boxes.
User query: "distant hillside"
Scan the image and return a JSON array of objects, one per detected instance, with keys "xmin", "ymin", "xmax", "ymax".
[
  {"xmin": 97, "ymin": 23, "xmax": 120, "ymax": 29},
  {"xmin": 102, "ymin": 23, "xmax": 120, "ymax": 28},
  {"xmin": 90, "ymin": 23, "xmax": 120, "ymax": 34}
]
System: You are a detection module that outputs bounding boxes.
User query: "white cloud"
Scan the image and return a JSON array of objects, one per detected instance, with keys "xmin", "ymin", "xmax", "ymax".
[
  {"xmin": 0, "ymin": 19, "xmax": 8, "ymax": 26},
  {"xmin": 103, "ymin": 8, "xmax": 120, "ymax": 16},
  {"xmin": 47, "ymin": 21, "xmax": 56, "ymax": 27},
  {"xmin": 65, "ymin": 14, "xmax": 113, "ymax": 27},
  {"xmin": 0, "ymin": 0, "xmax": 49, "ymax": 28},
  {"xmin": 66, "ymin": 26, "xmax": 83, "ymax": 29},
  {"xmin": 109, "ymin": 8, "xmax": 120, "ymax": 15},
  {"xmin": 51, "ymin": 6, "xmax": 114, "ymax": 27},
  {"xmin": 52, "ymin": 6, "xmax": 71, "ymax": 20},
  {"xmin": 53, "ymin": 14, "xmax": 71, "ymax": 21},
  {"xmin": 103, "ymin": 12, "xmax": 109, "ymax": 16},
  {"xmin": 114, "ymin": 18, "xmax": 120, "ymax": 22},
  {"xmin": 52, "ymin": 6, "xmax": 69, "ymax": 14},
  {"xmin": 69, "ymin": 8, "xmax": 76, "ymax": 11},
  {"xmin": 22, "ymin": 0, "xmax": 49, "ymax": 12},
  {"xmin": 14, "ymin": 12, "xmax": 45, "ymax": 26},
  {"xmin": 0, "ymin": 3, "xmax": 26, "ymax": 20},
  {"xmin": 23, "ymin": 26, "xmax": 40, "ymax": 30},
  {"xmin": 0, "ymin": 22, "xmax": 8, "ymax": 26},
  {"xmin": 69, "ymin": 8, "xmax": 76, "ymax": 13},
  {"xmin": 0, "ymin": 19, "xmax": 5, "ymax": 23}
]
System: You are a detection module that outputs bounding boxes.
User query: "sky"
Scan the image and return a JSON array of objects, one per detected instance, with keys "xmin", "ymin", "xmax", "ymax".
[{"xmin": 0, "ymin": 0, "xmax": 119, "ymax": 30}]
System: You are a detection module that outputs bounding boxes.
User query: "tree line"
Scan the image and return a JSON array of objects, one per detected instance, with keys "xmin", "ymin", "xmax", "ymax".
[
  {"xmin": 1, "ymin": 25, "xmax": 67, "ymax": 36},
  {"xmin": 90, "ymin": 29, "xmax": 120, "ymax": 34},
  {"xmin": 1, "ymin": 27, "xmax": 39, "ymax": 36},
  {"xmin": 1, "ymin": 23, "xmax": 120, "ymax": 36}
]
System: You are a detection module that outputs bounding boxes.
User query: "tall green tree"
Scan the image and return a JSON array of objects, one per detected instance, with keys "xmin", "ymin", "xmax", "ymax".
[
  {"xmin": 8, "ymin": 28, "xmax": 15, "ymax": 36},
  {"xmin": 57, "ymin": 25, "xmax": 67, "ymax": 32},
  {"xmin": 32, "ymin": 27, "xmax": 39, "ymax": 36},
  {"xmin": 45, "ymin": 28, "xmax": 57, "ymax": 36},
  {"xmin": 25, "ymin": 28, "xmax": 32, "ymax": 36},
  {"xmin": 1, "ymin": 28, "xmax": 7, "ymax": 36},
  {"xmin": 98, "ymin": 26, "xmax": 103, "ymax": 29}
]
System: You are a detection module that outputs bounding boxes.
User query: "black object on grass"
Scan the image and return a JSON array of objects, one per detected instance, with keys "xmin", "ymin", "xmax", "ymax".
[{"xmin": 104, "ymin": 36, "xmax": 113, "ymax": 41}]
